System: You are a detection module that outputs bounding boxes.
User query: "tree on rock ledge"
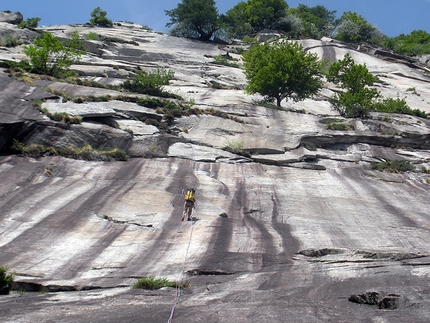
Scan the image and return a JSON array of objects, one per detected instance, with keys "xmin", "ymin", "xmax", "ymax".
[
  {"xmin": 165, "ymin": 0, "xmax": 220, "ymax": 41},
  {"xmin": 243, "ymin": 40, "xmax": 326, "ymax": 107}
]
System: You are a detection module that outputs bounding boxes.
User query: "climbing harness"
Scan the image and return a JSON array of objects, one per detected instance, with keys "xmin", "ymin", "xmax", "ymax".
[{"xmin": 167, "ymin": 208, "xmax": 196, "ymax": 323}]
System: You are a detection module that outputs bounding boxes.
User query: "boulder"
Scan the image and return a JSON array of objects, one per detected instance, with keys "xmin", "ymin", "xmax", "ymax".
[{"xmin": 0, "ymin": 10, "xmax": 23, "ymax": 25}]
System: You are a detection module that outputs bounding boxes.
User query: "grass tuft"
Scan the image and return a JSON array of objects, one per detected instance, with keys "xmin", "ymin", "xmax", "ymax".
[{"xmin": 133, "ymin": 276, "xmax": 189, "ymax": 290}]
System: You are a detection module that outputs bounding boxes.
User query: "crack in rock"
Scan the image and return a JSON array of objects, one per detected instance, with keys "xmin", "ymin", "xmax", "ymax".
[
  {"xmin": 299, "ymin": 248, "xmax": 427, "ymax": 262},
  {"xmin": 187, "ymin": 269, "xmax": 237, "ymax": 276},
  {"xmin": 99, "ymin": 214, "xmax": 153, "ymax": 227}
]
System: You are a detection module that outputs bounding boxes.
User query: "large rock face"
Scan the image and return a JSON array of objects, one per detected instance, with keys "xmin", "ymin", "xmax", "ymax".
[{"xmin": 1, "ymin": 23, "xmax": 430, "ymax": 322}]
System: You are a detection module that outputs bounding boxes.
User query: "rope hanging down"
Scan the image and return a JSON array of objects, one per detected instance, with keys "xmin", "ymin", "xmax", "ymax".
[{"xmin": 167, "ymin": 218, "xmax": 195, "ymax": 323}]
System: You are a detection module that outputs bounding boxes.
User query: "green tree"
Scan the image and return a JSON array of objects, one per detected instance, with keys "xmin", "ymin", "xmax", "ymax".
[
  {"xmin": 243, "ymin": 40, "xmax": 326, "ymax": 106},
  {"xmin": 165, "ymin": 0, "xmax": 220, "ymax": 41},
  {"xmin": 385, "ymin": 30, "xmax": 430, "ymax": 55},
  {"xmin": 327, "ymin": 53, "xmax": 379, "ymax": 118},
  {"xmin": 220, "ymin": 2, "xmax": 252, "ymax": 39},
  {"xmin": 287, "ymin": 4, "xmax": 337, "ymax": 39},
  {"xmin": 89, "ymin": 7, "xmax": 113, "ymax": 27},
  {"xmin": 22, "ymin": 31, "xmax": 85, "ymax": 77},
  {"xmin": 334, "ymin": 11, "xmax": 382, "ymax": 43},
  {"xmin": 221, "ymin": 0, "xmax": 288, "ymax": 38},
  {"xmin": 245, "ymin": 0, "xmax": 288, "ymax": 31},
  {"xmin": 17, "ymin": 17, "xmax": 41, "ymax": 29}
]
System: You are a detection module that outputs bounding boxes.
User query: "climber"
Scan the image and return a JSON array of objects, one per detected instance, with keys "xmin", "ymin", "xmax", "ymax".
[{"xmin": 182, "ymin": 188, "xmax": 196, "ymax": 221}]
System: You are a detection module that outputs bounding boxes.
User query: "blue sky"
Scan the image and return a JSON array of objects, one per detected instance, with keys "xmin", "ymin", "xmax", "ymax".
[{"xmin": 1, "ymin": 0, "xmax": 429, "ymax": 37}]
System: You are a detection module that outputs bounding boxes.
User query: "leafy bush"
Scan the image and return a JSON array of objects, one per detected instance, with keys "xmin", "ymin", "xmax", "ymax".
[
  {"xmin": 133, "ymin": 276, "xmax": 184, "ymax": 290},
  {"xmin": 22, "ymin": 31, "xmax": 85, "ymax": 77},
  {"xmin": 0, "ymin": 266, "xmax": 14, "ymax": 295},
  {"xmin": 18, "ymin": 17, "xmax": 41, "ymax": 29},
  {"xmin": 371, "ymin": 160, "xmax": 414, "ymax": 173},
  {"xmin": 327, "ymin": 53, "xmax": 379, "ymax": 118},
  {"xmin": 373, "ymin": 97, "xmax": 427, "ymax": 118},
  {"xmin": 212, "ymin": 54, "xmax": 239, "ymax": 68},
  {"xmin": 121, "ymin": 68, "xmax": 175, "ymax": 97},
  {"xmin": 85, "ymin": 32, "xmax": 99, "ymax": 40},
  {"xmin": 89, "ymin": 7, "xmax": 113, "ymax": 27}
]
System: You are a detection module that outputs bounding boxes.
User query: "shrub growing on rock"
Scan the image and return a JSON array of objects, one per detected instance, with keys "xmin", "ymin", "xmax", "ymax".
[
  {"xmin": 0, "ymin": 266, "xmax": 14, "ymax": 295},
  {"xmin": 121, "ymin": 68, "xmax": 175, "ymax": 97},
  {"xmin": 327, "ymin": 53, "xmax": 379, "ymax": 118},
  {"xmin": 22, "ymin": 31, "xmax": 85, "ymax": 77},
  {"xmin": 17, "ymin": 17, "xmax": 41, "ymax": 29},
  {"xmin": 373, "ymin": 97, "xmax": 427, "ymax": 118},
  {"xmin": 133, "ymin": 276, "xmax": 188, "ymax": 290},
  {"xmin": 371, "ymin": 160, "xmax": 414, "ymax": 173}
]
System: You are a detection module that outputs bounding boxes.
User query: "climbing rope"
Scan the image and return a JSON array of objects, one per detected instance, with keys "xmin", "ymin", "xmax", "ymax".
[{"xmin": 167, "ymin": 214, "xmax": 195, "ymax": 323}]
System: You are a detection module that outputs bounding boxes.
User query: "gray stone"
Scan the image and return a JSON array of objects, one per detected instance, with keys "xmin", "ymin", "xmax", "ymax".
[{"xmin": 0, "ymin": 11, "xmax": 23, "ymax": 25}]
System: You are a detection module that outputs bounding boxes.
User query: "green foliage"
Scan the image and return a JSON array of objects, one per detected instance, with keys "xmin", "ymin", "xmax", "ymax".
[
  {"xmin": 12, "ymin": 140, "xmax": 128, "ymax": 161},
  {"xmin": 219, "ymin": 2, "xmax": 252, "ymax": 39},
  {"xmin": 223, "ymin": 139, "xmax": 245, "ymax": 155},
  {"xmin": 89, "ymin": 7, "xmax": 113, "ymax": 27},
  {"xmin": 371, "ymin": 160, "xmax": 414, "ymax": 173},
  {"xmin": 17, "ymin": 17, "xmax": 41, "ymax": 29},
  {"xmin": 373, "ymin": 97, "xmax": 427, "ymax": 118},
  {"xmin": 327, "ymin": 53, "xmax": 379, "ymax": 118},
  {"xmin": 1, "ymin": 34, "xmax": 20, "ymax": 47},
  {"xmin": 133, "ymin": 276, "xmax": 187, "ymax": 290},
  {"xmin": 220, "ymin": 0, "xmax": 288, "ymax": 38},
  {"xmin": 138, "ymin": 97, "xmax": 200, "ymax": 126},
  {"xmin": 165, "ymin": 0, "xmax": 220, "ymax": 41},
  {"xmin": 287, "ymin": 4, "xmax": 337, "ymax": 39},
  {"xmin": 384, "ymin": 30, "xmax": 430, "ymax": 55},
  {"xmin": 212, "ymin": 54, "xmax": 239, "ymax": 67},
  {"xmin": 85, "ymin": 32, "xmax": 99, "ymax": 40},
  {"xmin": 121, "ymin": 68, "xmax": 175, "ymax": 97},
  {"xmin": 243, "ymin": 40, "xmax": 326, "ymax": 106},
  {"xmin": 325, "ymin": 119, "xmax": 354, "ymax": 131},
  {"xmin": 334, "ymin": 11, "xmax": 382, "ymax": 43},
  {"xmin": 244, "ymin": 0, "xmax": 288, "ymax": 31},
  {"xmin": 0, "ymin": 266, "xmax": 14, "ymax": 295},
  {"xmin": 22, "ymin": 31, "xmax": 85, "ymax": 77}
]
